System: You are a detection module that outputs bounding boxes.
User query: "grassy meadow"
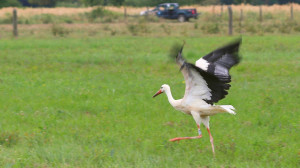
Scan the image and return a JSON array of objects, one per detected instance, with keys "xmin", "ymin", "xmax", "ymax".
[{"xmin": 0, "ymin": 35, "xmax": 299, "ymax": 167}]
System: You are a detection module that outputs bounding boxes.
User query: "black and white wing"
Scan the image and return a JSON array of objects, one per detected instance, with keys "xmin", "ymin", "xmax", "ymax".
[{"xmin": 174, "ymin": 39, "xmax": 241, "ymax": 105}]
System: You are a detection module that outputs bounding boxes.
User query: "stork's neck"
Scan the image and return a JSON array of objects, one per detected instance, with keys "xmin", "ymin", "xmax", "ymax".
[{"xmin": 164, "ymin": 86, "xmax": 177, "ymax": 107}]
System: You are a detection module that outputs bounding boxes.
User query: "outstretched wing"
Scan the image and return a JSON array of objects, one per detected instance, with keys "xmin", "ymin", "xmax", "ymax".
[
  {"xmin": 173, "ymin": 39, "xmax": 241, "ymax": 105},
  {"xmin": 196, "ymin": 39, "xmax": 241, "ymax": 83}
]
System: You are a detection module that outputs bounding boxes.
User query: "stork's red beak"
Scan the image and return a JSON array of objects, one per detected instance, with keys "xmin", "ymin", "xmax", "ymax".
[{"xmin": 153, "ymin": 89, "xmax": 162, "ymax": 98}]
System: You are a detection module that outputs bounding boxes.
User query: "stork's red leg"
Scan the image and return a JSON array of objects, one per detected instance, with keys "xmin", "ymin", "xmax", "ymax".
[
  {"xmin": 169, "ymin": 125, "xmax": 202, "ymax": 142},
  {"xmin": 207, "ymin": 128, "xmax": 215, "ymax": 155}
]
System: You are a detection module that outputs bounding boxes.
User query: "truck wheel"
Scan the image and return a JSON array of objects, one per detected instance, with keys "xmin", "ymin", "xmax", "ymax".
[{"xmin": 178, "ymin": 15, "xmax": 185, "ymax": 22}]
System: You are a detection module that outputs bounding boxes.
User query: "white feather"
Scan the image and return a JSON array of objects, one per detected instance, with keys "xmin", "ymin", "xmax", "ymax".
[
  {"xmin": 183, "ymin": 69, "xmax": 212, "ymax": 103},
  {"xmin": 195, "ymin": 58, "xmax": 209, "ymax": 71},
  {"xmin": 220, "ymin": 105, "xmax": 236, "ymax": 115}
]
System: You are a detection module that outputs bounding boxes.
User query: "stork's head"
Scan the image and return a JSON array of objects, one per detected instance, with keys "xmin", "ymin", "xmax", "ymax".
[{"xmin": 153, "ymin": 84, "xmax": 169, "ymax": 98}]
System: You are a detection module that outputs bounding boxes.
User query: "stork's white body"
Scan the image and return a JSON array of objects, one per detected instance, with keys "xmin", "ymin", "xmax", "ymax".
[
  {"xmin": 162, "ymin": 84, "xmax": 235, "ymax": 127},
  {"xmin": 153, "ymin": 40, "xmax": 242, "ymax": 155},
  {"xmin": 164, "ymin": 86, "xmax": 235, "ymax": 116}
]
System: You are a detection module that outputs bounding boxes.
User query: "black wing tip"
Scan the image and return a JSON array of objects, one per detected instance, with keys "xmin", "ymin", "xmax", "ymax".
[
  {"xmin": 169, "ymin": 41, "xmax": 186, "ymax": 58},
  {"xmin": 223, "ymin": 38, "xmax": 242, "ymax": 52},
  {"xmin": 217, "ymin": 38, "xmax": 242, "ymax": 54},
  {"xmin": 223, "ymin": 38, "xmax": 243, "ymax": 66},
  {"xmin": 202, "ymin": 38, "xmax": 242, "ymax": 64},
  {"xmin": 169, "ymin": 42, "xmax": 182, "ymax": 60},
  {"xmin": 235, "ymin": 37, "xmax": 242, "ymax": 45},
  {"xmin": 169, "ymin": 41, "xmax": 187, "ymax": 68},
  {"xmin": 230, "ymin": 37, "xmax": 242, "ymax": 47},
  {"xmin": 179, "ymin": 40, "xmax": 186, "ymax": 54},
  {"xmin": 232, "ymin": 38, "xmax": 243, "ymax": 64}
]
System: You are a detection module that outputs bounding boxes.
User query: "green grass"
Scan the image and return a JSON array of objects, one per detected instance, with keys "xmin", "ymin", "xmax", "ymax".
[{"xmin": 0, "ymin": 36, "xmax": 299, "ymax": 167}]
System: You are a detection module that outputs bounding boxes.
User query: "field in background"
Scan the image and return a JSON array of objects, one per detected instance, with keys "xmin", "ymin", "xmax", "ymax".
[
  {"xmin": 1, "ymin": 4, "xmax": 300, "ymax": 17},
  {"xmin": 0, "ymin": 35, "xmax": 299, "ymax": 167},
  {"xmin": 0, "ymin": 4, "xmax": 300, "ymax": 38}
]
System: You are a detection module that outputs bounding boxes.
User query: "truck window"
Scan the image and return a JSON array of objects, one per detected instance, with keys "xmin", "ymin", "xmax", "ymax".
[
  {"xmin": 158, "ymin": 6, "xmax": 165, "ymax": 11},
  {"xmin": 169, "ymin": 5, "xmax": 175, "ymax": 11}
]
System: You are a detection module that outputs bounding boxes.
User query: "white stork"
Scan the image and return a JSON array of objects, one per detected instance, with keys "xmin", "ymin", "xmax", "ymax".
[{"xmin": 153, "ymin": 39, "xmax": 242, "ymax": 155}]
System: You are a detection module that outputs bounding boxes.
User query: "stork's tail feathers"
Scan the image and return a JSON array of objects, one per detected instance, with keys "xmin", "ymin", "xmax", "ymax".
[{"xmin": 220, "ymin": 105, "xmax": 236, "ymax": 115}]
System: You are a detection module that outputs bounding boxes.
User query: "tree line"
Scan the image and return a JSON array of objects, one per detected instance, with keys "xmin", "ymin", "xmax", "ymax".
[{"xmin": 1, "ymin": 0, "xmax": 299, "ymax": 8}]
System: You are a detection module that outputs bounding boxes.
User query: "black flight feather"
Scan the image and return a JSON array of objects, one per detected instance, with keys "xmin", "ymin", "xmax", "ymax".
[{"xmin": 169, "ymin": 42, "xmax": 183, "ymax": 61}]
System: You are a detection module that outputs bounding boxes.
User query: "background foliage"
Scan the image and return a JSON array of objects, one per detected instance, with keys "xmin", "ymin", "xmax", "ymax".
[{"xmin": 0, "ymin": 0, "xmax": 21, "ymax": 8}]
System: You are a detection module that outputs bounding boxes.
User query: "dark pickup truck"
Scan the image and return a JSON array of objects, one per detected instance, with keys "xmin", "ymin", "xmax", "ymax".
[{"xmin": 154, "ymin": 3, "xmax": 198, "ymax": 22}]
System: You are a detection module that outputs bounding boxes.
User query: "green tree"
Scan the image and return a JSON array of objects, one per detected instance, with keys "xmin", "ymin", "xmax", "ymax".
[
  {"xmin": 202, "ymin": 0, "xmax": 221, "ymax": 5},
  {"xmin": 0, "ymin": 0, "xmax": 21, "ymax": 8},
  {"xmin": 81, "ymin": 0, "xmax": 104, "ymax": 6},
  {"xmin": 109, "ymin": 0, "xmax": 125, "ymax": 6},
  {"xmin": 28, "ymin": 0, "xmax": 56, "ymax": 7}
]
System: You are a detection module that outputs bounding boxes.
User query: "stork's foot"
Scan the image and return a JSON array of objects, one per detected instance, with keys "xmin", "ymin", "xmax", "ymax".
[{"xmin": 169, "ymin": 135, "xmax": 202, "ymax": 142}]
